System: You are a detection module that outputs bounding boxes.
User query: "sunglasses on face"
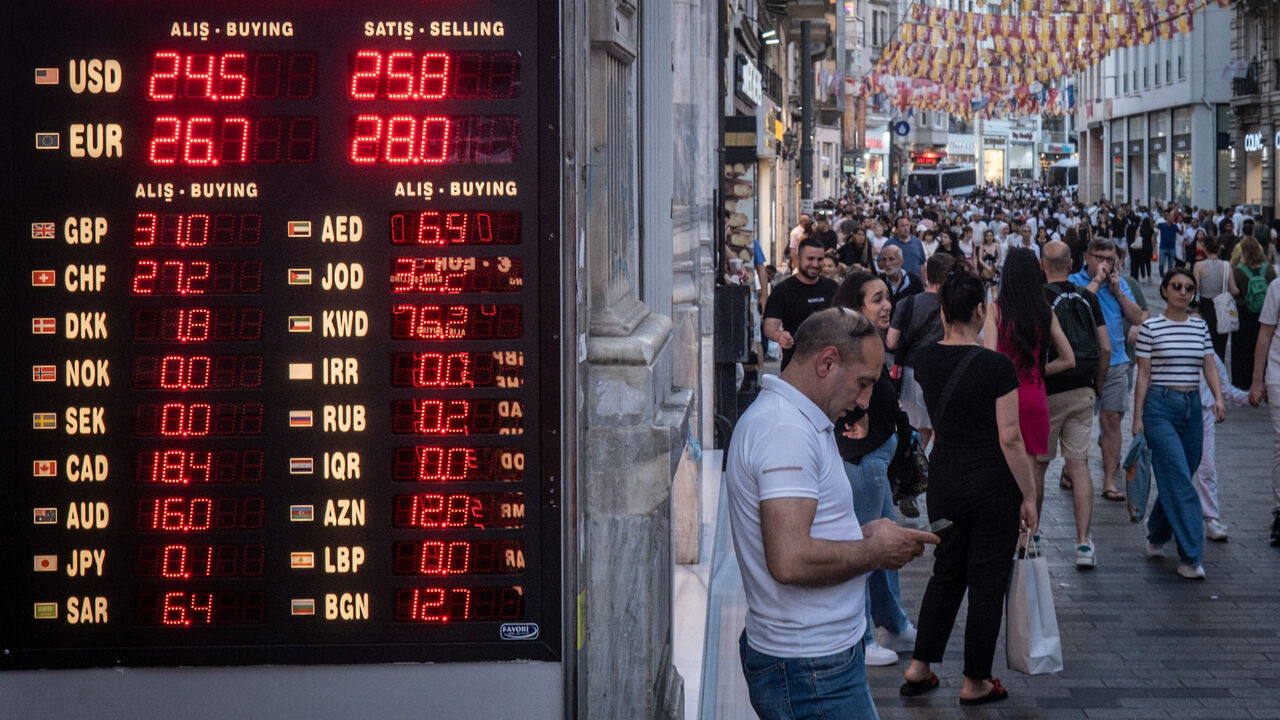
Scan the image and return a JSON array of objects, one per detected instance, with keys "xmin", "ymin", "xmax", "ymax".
[{"xmin": 1168, "ymin": 281, "xmax": 1197, "ymax": 293}]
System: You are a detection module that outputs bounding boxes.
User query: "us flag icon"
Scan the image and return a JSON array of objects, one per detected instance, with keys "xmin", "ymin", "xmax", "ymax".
[
  {"xmin": 31, "ymin": 270, "xmax": 56, "ymax": 287},
  {"xmin": 34, "ymin": 67, "xmax": 59, "ymax": 85}
]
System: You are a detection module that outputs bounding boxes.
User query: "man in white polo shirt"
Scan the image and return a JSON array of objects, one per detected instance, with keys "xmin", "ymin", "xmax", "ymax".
[{"xmin": 727, "ymin": 308, "xmax": 939, "ymax": 720}]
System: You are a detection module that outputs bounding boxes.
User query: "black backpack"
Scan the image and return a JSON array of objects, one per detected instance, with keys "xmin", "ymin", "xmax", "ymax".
[{"xmin": 1045, "ymin": 283, "xmax": 1100, "ymax": 389}]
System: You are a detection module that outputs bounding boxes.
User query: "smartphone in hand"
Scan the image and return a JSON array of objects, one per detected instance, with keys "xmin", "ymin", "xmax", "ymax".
[{"xmin": 926, "ymin": 518, "xmax": 954, "ymax": 535}]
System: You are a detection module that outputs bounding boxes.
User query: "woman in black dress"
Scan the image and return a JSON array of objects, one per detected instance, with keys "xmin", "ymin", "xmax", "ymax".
[{"xmin": 899, "ymin": 267, "xmax": 1039, "ymax": 706}]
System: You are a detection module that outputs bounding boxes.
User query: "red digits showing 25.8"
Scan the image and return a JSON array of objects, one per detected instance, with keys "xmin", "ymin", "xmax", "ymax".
[{"xmin": 349, "ymin": 50, "xmax": 519, "ymax": 100}]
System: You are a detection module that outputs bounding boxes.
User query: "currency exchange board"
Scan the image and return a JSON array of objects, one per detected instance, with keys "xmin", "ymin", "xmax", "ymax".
[{"xmin": 0, "ymin": 0, "xmax": 562, "ymax": 669}]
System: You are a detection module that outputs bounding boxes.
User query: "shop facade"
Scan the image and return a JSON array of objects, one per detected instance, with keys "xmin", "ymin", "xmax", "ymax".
[{"xmin": 1101, "ymin": 104, "xmax": 1224, "ymax": 210}]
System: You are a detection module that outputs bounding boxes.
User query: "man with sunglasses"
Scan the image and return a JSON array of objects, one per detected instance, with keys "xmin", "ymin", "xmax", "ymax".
[{"xmin": 1070, "ymin": 238, "xmax": 1150, "ymax": 503}]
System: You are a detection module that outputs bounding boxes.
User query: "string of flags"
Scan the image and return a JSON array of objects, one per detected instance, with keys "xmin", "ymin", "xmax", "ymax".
[{"xmin": 863, "ymin": 0, "xmax": 1230, "ymax": 118}]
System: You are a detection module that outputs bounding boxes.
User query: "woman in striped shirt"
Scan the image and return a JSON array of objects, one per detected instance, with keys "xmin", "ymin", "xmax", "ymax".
[{"xmin": 1133, "ymin": 267, "xmax": 1227, "ymax": 580}]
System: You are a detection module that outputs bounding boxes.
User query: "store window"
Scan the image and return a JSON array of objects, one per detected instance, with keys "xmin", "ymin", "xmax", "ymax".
[
  {"xmin": 1150, "ymin": 111, "xmax": 1169, "ymax": 204},
  {"xmin": 1173, "ymin": 107, "xmax": 1193, "ymax": 206}
]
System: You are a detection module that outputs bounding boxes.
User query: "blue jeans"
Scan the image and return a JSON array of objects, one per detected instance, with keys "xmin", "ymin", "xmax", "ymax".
[
  {"xmin": 1143, "ymin": 385, "xmax": 1205, "ymax": 564},
  {"xmin": 844, "ymin": 434, "xmax": 910, "ymax": 639},
  {"xmin": 739, "ymin": 631, "xmax": 879, "ymax": 720},
  {"xmin": 1158, "ymin": 247, "xmax": 1177, "ymax": 276}
]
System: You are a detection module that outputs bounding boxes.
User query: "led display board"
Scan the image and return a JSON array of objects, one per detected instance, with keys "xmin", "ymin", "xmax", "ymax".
[{"xmin": 1, "ymin": 0, "xmax": 560, "ymax": 669}]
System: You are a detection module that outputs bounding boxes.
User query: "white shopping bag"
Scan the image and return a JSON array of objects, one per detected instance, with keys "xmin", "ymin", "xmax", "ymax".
[{"xmin": 1005, "ymin": 537, "xmax": 1063, "ymax": 675}]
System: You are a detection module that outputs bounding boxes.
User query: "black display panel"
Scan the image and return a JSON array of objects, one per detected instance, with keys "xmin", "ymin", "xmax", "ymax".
[{"xmin": 0, "ymin": 0, "xmax": 560, "ymax": 669}]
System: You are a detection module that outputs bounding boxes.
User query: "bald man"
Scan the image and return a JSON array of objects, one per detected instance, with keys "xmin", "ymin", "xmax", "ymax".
[{"xmin": 1040, "ymin": 241, "xmax": 1111, "ymax": 568}]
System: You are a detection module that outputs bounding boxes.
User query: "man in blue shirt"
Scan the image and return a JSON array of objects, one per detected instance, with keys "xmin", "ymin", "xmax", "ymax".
[
  {"xmin": 1070, "ymin": 237, "xmax": 1149, "ymax": 502},
  {"xmin": 1156, "ymin": 212, "xmax": 1180, "ymax": 275},
  {"xmin": 881, "ymin": 216, "xmax": 927, "ymax": 278}
]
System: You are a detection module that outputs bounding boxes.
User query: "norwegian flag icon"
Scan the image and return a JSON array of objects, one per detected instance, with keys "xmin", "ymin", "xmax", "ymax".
[{"xmin": 32, "ymin": 365, "xmax": 56, "ymax": 382}]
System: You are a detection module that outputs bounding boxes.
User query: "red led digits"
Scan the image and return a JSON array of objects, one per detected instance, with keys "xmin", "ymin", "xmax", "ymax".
[
  {"xmin": 391, "ymin": 446, "xmax": 525, "ymax": 483},
  {"xmin": 131, "ymin": 260, "xmax": 262, "ymax": 295},
  {"xmin": 390, "ymin": 257, "xmax": 522, "ymax": 293},
  {"xmin": 389, "ymin": 351, "xmax": 523, "ymax": 388},
  {"xmin": 391, "ymin": 492, "xmax": 525, "ymax": 529},
  {"xmin": 133, "ymin": 307, "xmax": 264, "ymax": 342},
  {"xmin": 136, "ymin": 450, "xmax": 264, "ymax": 484},
  {"xmin": 135, "ymin": 402, "xmax": 264, "ymax": 437},
  {"xmin": 136, "ymin": 544, "xmax": 266, "ymax": 578},
  {"xmin": 349, "ymin": 115, "xmax": 519, "ymax": 164},
  {"xmin": 147, "ymin": 115, "xmax": 316, "ymax": 165},
  {"xmin": 390, "ymin": 304, "xmax": 523, "ymax": 340},
  {"xmin": 390, "ymin": 210, "xmax": 521, "ymax": 246},
  {"xmin": 137, "ymin": 591, "xmax": 265, "ymax": 626},
  {"xmin": 394, "ymin": 587, "xmax": 524, "ymax": 623},
  {"xmin": 136, "ymin": 496, "xmax": 265, "ymax": 531},
  {"xmin": 148, "ymin": 51, "xmax": 316, "ymax": 100},
  {"xmin": 133, "ymin": 354, "xmax": 264, "ymax": 389},
  {"xmin": 392, "ymin": 540, "xmax": 524, "ymax": 575},
  {"xmin": 134, "ymin": 212, "xmax": 262, "ymax": 247},
  {"xmin": 349, "ymin": 50, "xmax": 519, "ymax": 99},
  {"xmin": 390, "ymin": 399, "xmax": 525, "ymax": 435}
]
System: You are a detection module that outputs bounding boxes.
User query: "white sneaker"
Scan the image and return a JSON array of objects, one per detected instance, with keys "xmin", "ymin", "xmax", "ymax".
[
  {"xmin": 1075, "ymin": 543, "xmax": 1097, "ymax": 569},
  {"xmin": 1205, "ymin": 518, "xmax": 1229, "ymax": 542},
  {"xmin": 1177, "ymin": 563, "xmax": 1206, "ymax": 580},
  {"xmin": 876, "ymin": 623, "xmax": 917, "ymax": 653},
  {"xmin": 864, "ymin": 640, "xmax": 899, "ymax": 666},
  {"xmin": 1145, "ymin": 541, "xmax": 1166, "ymax": 558}
]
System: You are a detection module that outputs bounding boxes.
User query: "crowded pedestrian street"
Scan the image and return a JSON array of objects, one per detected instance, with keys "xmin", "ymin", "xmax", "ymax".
[{"xmin": 682, "ymin": 283, "xmax": 1280, "ymax": 719}]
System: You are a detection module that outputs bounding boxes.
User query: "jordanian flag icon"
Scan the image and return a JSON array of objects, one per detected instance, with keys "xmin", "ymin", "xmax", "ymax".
[{"xmin": 288, "ymin": 268, "xmax": 312, "ymax": 285}]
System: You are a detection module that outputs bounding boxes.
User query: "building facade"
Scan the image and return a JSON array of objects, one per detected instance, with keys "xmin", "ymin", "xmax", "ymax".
[
  {"xmin": 1075, "ymin": 4, "xmax": 1231, "ymax": 209},
  {"xmin": 1227, "ymin": 0, "xmax": 1280, "ymax": 220}
]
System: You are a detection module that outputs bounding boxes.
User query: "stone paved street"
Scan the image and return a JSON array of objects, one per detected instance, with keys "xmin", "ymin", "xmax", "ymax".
[
  {"xmin": 696, "ymin": 290, "xmax": 1280, "ymax": 720},
  {"xmin": 867, "ymin": 291, "xmax": 1280, "ymax": 719}
]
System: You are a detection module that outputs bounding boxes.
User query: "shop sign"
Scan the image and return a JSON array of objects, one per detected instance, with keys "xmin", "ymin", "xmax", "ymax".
[
  {"xmin": 1245, "ymin": 132, "xmax": 1264, "ymax": 153},
  {"xmin": 984, "ymin": 136, "xmax": 1006, "ymax": 147},
  {"xmin": 1128, "ymin": 140, "xmax": 1143, "ymax": 156},
  {"xmin": 1011, "ymin": 130, "xmax": 1035, "ymax": 143},
  {"xmin": 1150, "ymin": 137, "xmax": 1167, "ymax": 153},
  {"xmin": 1172, "ymin": 134, "xmax": 1191, "ymax": 152},
  {"xmin": 1110, "ymin": 141, "xmax": 1125, "ymax": 157},
  {"xmin": 947, "ymin": 135, "xmax": 976, "ymax": 154},
  {"xmin": 1043, "ymin": 143, "xmax": 1075, "ymax": 153},
  {"xmin": 736, "ymin": 54, "xmax": 762, "ymax": 106}
]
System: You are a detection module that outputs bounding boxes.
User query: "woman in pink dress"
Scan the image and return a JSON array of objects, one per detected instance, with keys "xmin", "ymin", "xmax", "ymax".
[{"xmin": 984, "ymin": 248, "xmax": 1075, "ymax": 497}]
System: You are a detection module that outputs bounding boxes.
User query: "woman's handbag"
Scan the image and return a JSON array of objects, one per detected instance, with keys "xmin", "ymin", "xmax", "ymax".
[
  {"xmin": 1213, "ymin": 262, "xmax": 1240, "ymax": 333},
  {"xmin": 1005, "ymin": 532, "xmax": 1064, "ymax": 675},
  {"xmin": 888, "ymin": 429, "xmax": 928, "ymax": 505},
  {"xmin": 1123, "ymin": 433, "xmax": 1153, "ymax": 523}
]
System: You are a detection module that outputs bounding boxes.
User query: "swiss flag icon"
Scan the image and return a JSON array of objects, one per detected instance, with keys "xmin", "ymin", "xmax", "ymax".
[{"xmin": 31, "ymin": 270, "xmax": 56, "ymax": 287}]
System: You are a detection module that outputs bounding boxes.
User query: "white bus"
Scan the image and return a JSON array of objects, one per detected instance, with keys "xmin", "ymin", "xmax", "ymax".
[
  {"xmin": 1045, "ymin": 157, "xmax": 1079, "ymax": 191},
  {"xmin": 905, "ymin": 162, "xmax": 978, "ymax": 198}
]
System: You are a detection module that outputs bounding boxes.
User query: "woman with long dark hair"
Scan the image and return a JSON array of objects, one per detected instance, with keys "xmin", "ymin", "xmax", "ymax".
[
  {"xmin": 899, "ymin": 266, "xmax": 1039, "ymax": 706},
  {"xmin": 831, "ymin": 271, "xmax": 919, "ymax": 665},
  {"xmin": 984, "ymin": 247, "xmax": 1075, "ymax": 511},
  {"xmin": 1134, "ymin": 215, "xmax": 1155, "ymax": 281}
]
